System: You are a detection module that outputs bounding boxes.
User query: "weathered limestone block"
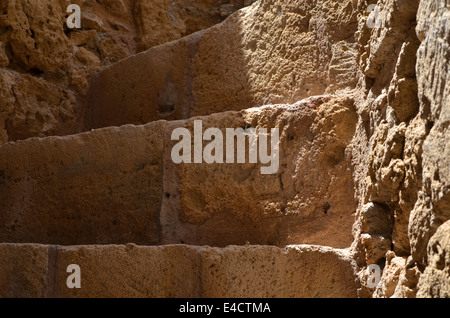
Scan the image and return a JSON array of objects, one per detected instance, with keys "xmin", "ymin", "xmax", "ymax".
[
  {"xmin": 396, "ymin": 116, "xmax": 429, "ymax": 255},
  {"xmin": 359, "ymin": 0, "xmax": 419, "ymax": 80},
  {"xmin": 0, "ymin": 244, "xmax": 360, "ymax": 298},
  {"xmin": 360, "ymin": 233, "xmax": 391, "ymax": 265},
  {"xmin": 200, "ymin": 245, "xmax": 359, "ymax": 298},
  {"xmin": 0, "ymin": 244, "xmax": 49, "ymax": 298},
  {"xmin": 88, "ymin": 0, "xmax": 359, "ymax": 129},
  {"xmin": 391, "ymin": 256, "xmax": 420, "ymax": 298},
  {"xmin": 373, "ymin": 253, "xmax": 407, "ymax": 298},
  {"xmin": 0, "ymin": 70, "xmax": 78, "ymax": 142},
  {"xmin": 0, "ymin": 121, "xmax": 166, "ymax": 245},
  {"xmin": 55, "ymin": 244, "xmax": 202, "ymax": 298},
  {"xmin": 385, "ymin": 28, "xmax": 420, "ymax": 124},
  {"xmin": 0, "ymin": 0, "xmax": 71, "ymax": 71},
  {"xmin": 161, "ymin": 96, "xmax": 358, "ymax": 248},
  {"xmin": 372, "ymin": 252, "xmax": 419, "ymax": 298},
  {"xmin": 0, "ymin": 0, "xmax": 138, "ymax": 143},
  {"xmin": 417, "ymin": 220, "xmax": 450, "ymax": 297},
  {"xmin": 365, "ymin": 123, "xmax": 407, "ymax": 203},
  {"xmin": 0, "ymin": 41, "xmax": 8, "ymax": 67},
  {"xmin": 409, "ymin": 0, "xmax": 450, "ymax": 266},
  {"xmin": 0, "ymin": 70, "xmax": 15, "ymax": 144},
  {"xmin": 360, "ymin": 202, "xmax": 393, "ymax": 236}
]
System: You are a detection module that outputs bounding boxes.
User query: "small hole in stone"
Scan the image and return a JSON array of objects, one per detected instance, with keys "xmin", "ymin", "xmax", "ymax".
[
  {"xmin": 29, "ymin": 68, "xmax": 44, "ymax": 76},
  {"xmin": 322, "ymin": 202, "xmax": 330, "ymax": 214}
]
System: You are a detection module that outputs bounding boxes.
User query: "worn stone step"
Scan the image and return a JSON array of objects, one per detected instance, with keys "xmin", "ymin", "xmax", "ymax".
[
  {"xmin": 0, "ymin": 243, "xmax": 360, "ymax": 298},
  {"xmin": 0, "ymin": 121, "xmax": 166, "ymax": 245},
  {"xmin": 86, "ymin": 0, "xmax": 358, "ymax": 129},
  {"xmin": 0, "ymin": 96, "xmax": 357, "ymax": 248}
]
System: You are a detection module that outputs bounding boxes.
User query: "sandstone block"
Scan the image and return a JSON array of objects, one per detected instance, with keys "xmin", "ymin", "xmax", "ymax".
[
  {"xmin": 0, "ymin": 243, "xmax": 359, "ymax": 298},
  {"xmin": 0, "ymin": 244, "xmax": 49, "ymax": 298},
  {"xmin": 417, "ymin": 220, "xmax": 450, "ymax": 297},
  {"xmin": 0, "ymin": 121, "xmax": 166, "ymax": 245},
  {"xmin": 87, "ymin": 0, "xmax": 359, "ymax": 129},
  {"xmin": 201, "ymin": 245, "xmax": 359, "ymax": 298},
  {"xmin": 55, "ymin": 244, "xmax": 202, "ymax": 298},
  {"xmin": 161, "ymin": 96, "xmax": 358, "ymax": 248}
]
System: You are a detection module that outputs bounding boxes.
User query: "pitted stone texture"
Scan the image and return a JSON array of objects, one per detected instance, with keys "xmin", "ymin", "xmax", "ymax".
[
  {"xmin": 0, "ymin": 42, "xmax": 8, "ymax": 67},
  {"xmin": 408, "ymin": 0, "xmax": 450, "ymax": 266},
  {"xmin": 134, "ymin": 0, "xmax": 255, "ymax": 51},
  {"xmin": 0, "ymin": 244, "xmax": 49, "ymax": 298},
  {"xmin": 373, "ymin": 254, "xmax": 407, "ymax": 298},
  {"xmin": 0, "ymin": 121, "xmax": 166, "ymax": 245},
  {"xmin": 365, "ymin": 123, "xmax": 407, "ymax": 204},
  {"xmin": 161, "ymin": 96, "xmax": 358, "ymax": 248},
  {"xmin": 0, "ymin": 0, "xmax": 71, "ymax": 71},
  {"xmin": 55, "ymin": 244, "xmax": 202, "ymax": 298},
  {"xmin": 417, "ymin": 221, "xmax": 450, "ymax": 298},
  {"xmin": 0, "ymin": 0, "xmax": 137, "ymax": 143},
  {"xmin": 88, "ymin": 0, "xmax": 359, "ymax": 129},
  {"xmin": 201, "ymin": 245, "xmax": 359, "ymax": 298},
  {"xmin": 358, "ymin": 0, "xmax": 419, "ymax": 80},
  {"xmin": 0, "ymin": 70, "xmax": 78, "ymax": 142},
  {"xmin": 351, "ymin": 0, "xmax": 449, "ymax": 298},
  {"xmin": 0, "ymin": 243, "xmax": 359, "ymax": 298}
]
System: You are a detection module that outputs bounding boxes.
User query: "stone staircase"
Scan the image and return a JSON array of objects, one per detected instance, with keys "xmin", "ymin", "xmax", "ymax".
[
  {"xmin": 0, "ymin": 96, "xmax": 362, "ymax": 297},
  {"xmin": 0, "ymin": 244, "xmax": 359, "ymax": 298},
  {"xmin": 0, "ymin": 0, "xmax": 365, "ymax": 298}
]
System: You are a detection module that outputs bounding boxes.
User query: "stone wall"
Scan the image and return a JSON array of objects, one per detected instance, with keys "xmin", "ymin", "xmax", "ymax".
[
  {"xmin": 0, "ymin": 0, "xmax": 448, "ymax": 297},
  {"xmin": 0, "ymin": 0, "xmax": 249, "ymax": 143}
]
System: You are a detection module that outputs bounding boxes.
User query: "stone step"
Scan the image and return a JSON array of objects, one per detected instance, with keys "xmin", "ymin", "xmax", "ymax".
[
  {"xmin": 86, "ymin": 0, "xmax": 358, "ymax": 130},
  {"xmin": 0, "ymin": 121, "xmax": 166, "ymax": 246},
  {"xmin": 0, "ymin": 96, "xmax": 358, "ymax": 248},
  {"xmin": 0, "ymin": 243, "xmax": 360, "ymax": 298}
]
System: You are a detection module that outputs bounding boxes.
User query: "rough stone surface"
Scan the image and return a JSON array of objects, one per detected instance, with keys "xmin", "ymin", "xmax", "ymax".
[
  {"xmin": 0, "ymin": 121, "xmax": 166, "ymax": 245},
  {"xmin": 373, "ymin": 253, "xmax": 407, "ymax": 298},
  {"xmin": 0, "ymin": 244, "xmax": 49, "ymax": 298},
  {"xmin": 0, "ymin": 97, "xmax": 357, "ymax": 249},
  {"xmin": 417, "ymin": 220, "xmax": 450, "ymax": 298},
  {"xmin": 55, "ymin": 244, "xmax": 202, "ymax": 298},
  {"xmin": 0, "ymin": 0, "xmax": 448, "ymax": 299},
  {"xmin": 87, "ymin": 0, "xmax": 359, "ymax": 129},
  {"xmin": 161, "ymin": 96, "xmax": 357, "ymax": 248},
  {"xmin": 351, "ymin": 0, "xmax": 449, "ymax": 298},
  {"xmin": 0, "ymin": 0, "xmax": 248, "ymax": 143},
  {"xmin": 0, "ymin": 70, "xmax": 78, "ymax": 142},
  {"xmin": 0, "ymin": 243, "xmax": 359, "ymax": 298},
  {"xmin": 0, "ymin": 0, "xmax": 71, "ymax": 71},
  {"xmin": 0, "ymin": 0, "xmax": 135, "ymax": 143},
  {"xmin": 201, "ymin": 245, "xmax": 359, "ymax": 298},
  {"xmin": 408, "ymin": 0, "xmax": 450, "ymax": 267}
]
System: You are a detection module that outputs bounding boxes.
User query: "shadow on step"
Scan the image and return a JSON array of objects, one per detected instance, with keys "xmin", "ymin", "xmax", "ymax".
[{"xmin": 85, "ymin": 0, "xmax": 358, "ymax": 130}]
